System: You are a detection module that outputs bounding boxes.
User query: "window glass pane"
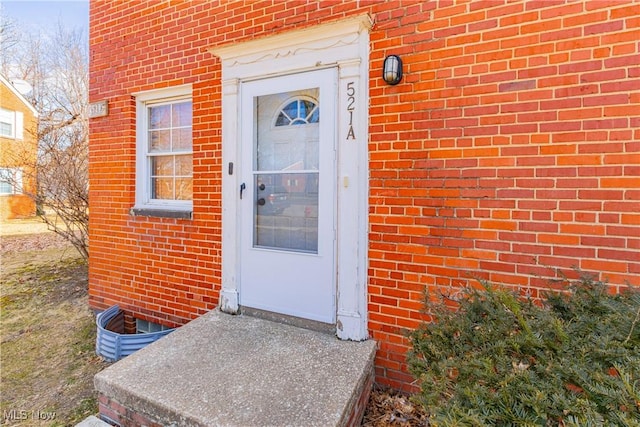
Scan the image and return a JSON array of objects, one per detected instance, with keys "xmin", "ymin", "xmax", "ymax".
[
  {"xmin": 150, "ymin": 156, "xmax": 192, "ymax": 201},
  {"xmin": 257, "ymin": 92, "xmax": 319, "ymax": 172},
  {"xmin": 254, "ymin": 89, "xmax": 320, "ymax": 253},
  {"xmin": 149, "ymin": 105, "xmax": 170, "ymax": 129},
  {"xmin": 0, "ymin": 108, "xmax": 14, "ymax": 137},
  {"xmin": 172, "ymin": 102, "xmax": 192, "ymax": 127},
  {"xmin": 305, "ymin": 139, "xmax": 319, "ymax": 170},
  {"xmin": 173, "ymin": 128, "xmax": 192, "ymax": 151},
  {"xmin": 175, "ymin": 178, "xmax": 192, "ymax": 200},
  {"xmin": 136, "ymin": 319, "xmax": 169, "ymax": 333},
  {"xmin": 300, "ymin": 100, "xmax": 313, "ymax": 119},
  {"xmin": 175, "ymin": 154, "xmax": 192, "ymax": 176},
  {"xmin": 136, "ymin": 319, "xmax": 150, "ymax": 333},
  {"xmin": 0, "ymin": 169, "xmax": 10, "ymax": 179},
  {"xmin": 282, "ymin": 101, "xmax": 298, "ymax": 120},
  {"xmin": 0, "ymin": 168, "xmax": 19, "ymax": 194},
  {"xmin": 151, "ymin": 156, "xmax": 173, "ymax": 176},
  {"xmin": 0, "ymin": 122, "xmax": 12, "ymax": 137},
  {"xmin": 151, "ymin": 177, "xmax": 173, "ymax": 199},
  {"xmin": 308, "ymin": 107, "xmax": 319, "ymax": 123},
  {"xmin": 0, "ymin": 180, "xmax": 12, "ymax": 194},
  {"xmin": 149, "ymin": 130, "xmax": 171, "ymax": 152},
  {"xmin": 275, "ymin": 112, "xmax": 290, "ymax": 126},
  {"xmin": 254, "ymin": 172, "xmax": 318, "ymax": 253},
  {"xmin": 149, "ymin": 322, "xmax": 163, "ymax": 333},
  {"xmin": 274, "ymin": 99, "xmax": 318, "ymax": 127}
]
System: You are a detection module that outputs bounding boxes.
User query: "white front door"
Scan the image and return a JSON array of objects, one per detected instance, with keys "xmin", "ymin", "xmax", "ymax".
[{"xmin": 239, "ymin": 69, "xmax": 336, "ymax": 324}]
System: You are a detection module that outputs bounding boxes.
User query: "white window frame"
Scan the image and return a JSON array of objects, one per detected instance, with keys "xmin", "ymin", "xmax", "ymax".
[
  {"xmin": 133, "ymin": 85, "xmax": 193, "ymax": 213},
  {"xmin": 0, "ymin": 168, "xmax": 23, "ymax": 195},
  {"xmin": 0, "ymin": 108, "xmax": 23, "ymax": 140}
]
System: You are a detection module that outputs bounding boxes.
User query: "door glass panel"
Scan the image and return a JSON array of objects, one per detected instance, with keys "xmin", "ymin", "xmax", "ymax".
[
  {"xmin": 254, "ymin": 89, "xmax": 319, "ymax": 253},
  {"xmin": 254, "ymin": 172, "xmax": 318, "ymax": 252}
]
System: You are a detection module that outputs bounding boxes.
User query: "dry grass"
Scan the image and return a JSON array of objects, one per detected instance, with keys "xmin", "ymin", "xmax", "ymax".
[
  {"xmin": 0, "ymin": 215, "xmax": 56, "ymax": 237},
  {"xmin": 1, "ymin": 238, "xmax": 108, "ymax": 426}
]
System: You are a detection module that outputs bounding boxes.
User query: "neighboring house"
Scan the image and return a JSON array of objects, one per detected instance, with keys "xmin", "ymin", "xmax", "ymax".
[
  {"xmin": 89, "ymin": 1, "xmax": 639, "ymax": 390},
  {"xmin": 0, "ymin": 74, "xmax": 37, "ymax": 220}
]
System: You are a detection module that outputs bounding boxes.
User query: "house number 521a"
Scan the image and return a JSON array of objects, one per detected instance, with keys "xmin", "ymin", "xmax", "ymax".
[{"xmin": 346, "ymin": 81, "xmax": 356, "ymax": 140}]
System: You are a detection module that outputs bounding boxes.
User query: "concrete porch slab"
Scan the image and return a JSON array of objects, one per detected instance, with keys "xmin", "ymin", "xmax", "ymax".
[{"xmin": 94, "ymin": 310, "xmax": 377, "ymax": 427}]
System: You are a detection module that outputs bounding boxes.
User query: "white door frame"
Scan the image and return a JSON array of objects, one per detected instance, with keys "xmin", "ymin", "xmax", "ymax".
[{"xmin": 210, "ymin": 14, "xmax": 371, "ymax": 340}]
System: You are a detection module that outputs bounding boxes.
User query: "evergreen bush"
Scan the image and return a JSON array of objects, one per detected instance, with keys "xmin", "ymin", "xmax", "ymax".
[{"xmin": 407, "ymin": 276, "xmax": 640, "ymax": 426}]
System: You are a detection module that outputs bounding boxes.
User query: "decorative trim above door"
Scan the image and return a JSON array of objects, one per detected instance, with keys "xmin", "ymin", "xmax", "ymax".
[{"xmin": 211, "ymin": 14, "xmax": 371, "ymax": 340}]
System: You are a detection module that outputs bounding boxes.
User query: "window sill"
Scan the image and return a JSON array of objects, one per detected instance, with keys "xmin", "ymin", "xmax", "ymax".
[{"xmin": 130, "ymin": 207, "xmax": 192, "ymax": 219}]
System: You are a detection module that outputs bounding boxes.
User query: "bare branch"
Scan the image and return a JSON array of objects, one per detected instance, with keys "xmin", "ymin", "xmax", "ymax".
[{"xmin": 2, "ymin": 18, "xmax": 89, "ymax": 260}]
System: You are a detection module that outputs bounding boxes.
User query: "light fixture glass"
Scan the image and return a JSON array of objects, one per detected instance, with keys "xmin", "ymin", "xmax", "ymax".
[{"xmin": 382, "ymin": 55, "xmax": 403, "ymax": 85}]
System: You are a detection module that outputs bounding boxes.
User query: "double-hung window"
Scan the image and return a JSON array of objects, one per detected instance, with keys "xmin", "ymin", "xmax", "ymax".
[
  {"xmin": 0, "ymin": 108, "xmax": 23, "ymax": 139},
  {"xmin": 0, "ymin": 168, "xmax": 23, "ymax": 195},
  {"xmin": 134, "ymin": 86, "xmax": 192, "ymax": 216}
]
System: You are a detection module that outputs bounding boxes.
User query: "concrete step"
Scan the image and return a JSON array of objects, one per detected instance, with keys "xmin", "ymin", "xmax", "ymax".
[
  {"xmin": 94, "ymin": 310, "xmax": 377, "ymax": 427},
  {"xmin": 75, "ymin": 415, "xmax": 112, "ymax": 427}
]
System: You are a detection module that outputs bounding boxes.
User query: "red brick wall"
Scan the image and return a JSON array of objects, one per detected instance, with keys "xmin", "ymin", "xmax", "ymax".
[
  {"xmin": 368, "ymin": 0, "xmax": 639, "ymax": 389},
  {"xmin": 98, "ymin": 394, "xmax": 162, "ymax": 427},
  {"xmin": 89, "ymin": 1, "xmax": 640, "ymax": 390}
]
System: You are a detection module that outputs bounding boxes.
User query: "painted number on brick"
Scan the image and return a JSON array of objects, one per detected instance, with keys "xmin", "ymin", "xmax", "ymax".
[
  {"xmin": 89, "ymin": 100, "xmax": 108, "ymax": 118},
  {"xmin": 346, "ymin": 81, "xmax": 356, "ymax": 140}
]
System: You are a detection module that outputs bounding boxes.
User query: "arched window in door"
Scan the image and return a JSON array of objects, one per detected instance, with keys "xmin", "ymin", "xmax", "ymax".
[{"xmin": 274, "ymin": 98, "xmax": 319, "ymax": 127}]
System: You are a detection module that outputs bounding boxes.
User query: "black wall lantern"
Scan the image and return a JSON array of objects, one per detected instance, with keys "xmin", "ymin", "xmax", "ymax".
[{"xmin": 382, "ymin": 54, "xmax": 403, "ymax": 85}]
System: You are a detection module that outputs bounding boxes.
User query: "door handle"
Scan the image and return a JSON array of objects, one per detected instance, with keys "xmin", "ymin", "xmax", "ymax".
[{"xmin": 240, "ymin": 183, "xmax": 246, "ymax": 199}]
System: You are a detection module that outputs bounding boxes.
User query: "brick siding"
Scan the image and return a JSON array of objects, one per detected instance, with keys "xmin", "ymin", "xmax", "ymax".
[
  {"xmin": 0, "ymin": 81, "xmax": 37, "ymax": 220},
  {"xmin": 98, "ymin": 394, "xmax": 162, "ymax": 427},
  {"xmin": 89, "ymin": 0, "xmax": 640, "ymax": 390}
]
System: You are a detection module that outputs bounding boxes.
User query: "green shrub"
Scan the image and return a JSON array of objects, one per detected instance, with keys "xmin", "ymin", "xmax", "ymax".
[{"xmin": 407, "ymin": 276, "xmax": 640, "ymax": 426}]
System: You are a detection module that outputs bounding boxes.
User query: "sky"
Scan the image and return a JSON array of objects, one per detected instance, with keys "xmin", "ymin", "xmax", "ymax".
[{"xmin": 1, "ymin": 0, "xmax": 89, "ymax": 36}]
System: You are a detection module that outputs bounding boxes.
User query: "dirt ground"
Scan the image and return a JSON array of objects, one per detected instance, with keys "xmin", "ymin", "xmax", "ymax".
[
  {"xmin": 0, "ymin": 217, "xmax": 427, "ymax": 426},
  {"xmin": 1, "ymin": 219, "xmax": 108, "ymax": 426}
]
